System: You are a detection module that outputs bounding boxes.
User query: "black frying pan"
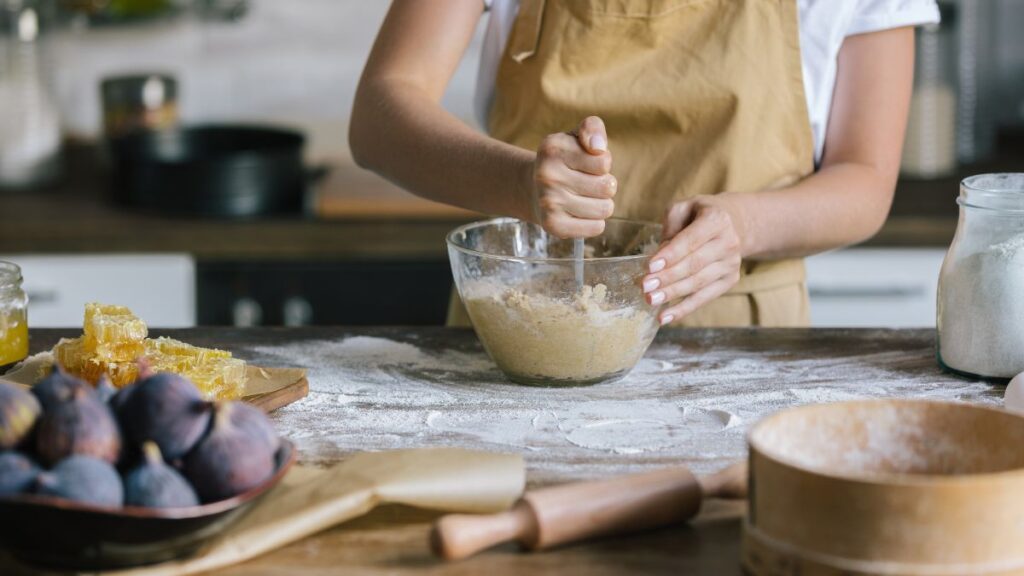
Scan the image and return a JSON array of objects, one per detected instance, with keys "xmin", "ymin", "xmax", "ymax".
[{"xmin": 109, "ymin": 125, "xmax": 310, "ymax": 218}]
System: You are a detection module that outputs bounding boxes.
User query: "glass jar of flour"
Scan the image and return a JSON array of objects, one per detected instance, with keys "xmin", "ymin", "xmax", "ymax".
[{"xmin": 938, "ymin": 174, "xmax": 1024, "ymax": 379}]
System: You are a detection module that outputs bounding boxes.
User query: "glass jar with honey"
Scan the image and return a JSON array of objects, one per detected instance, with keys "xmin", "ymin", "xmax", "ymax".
[{"xmin": 0, "ymin": 261, "xmax": 28, "ymax": 368}]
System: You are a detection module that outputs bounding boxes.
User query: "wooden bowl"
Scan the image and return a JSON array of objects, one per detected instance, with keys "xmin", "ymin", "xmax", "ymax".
[
  {"xmin": 0, "ymin": 441, "xmax": 296, "ymax": 570},
  {"xmin": 742, "ymin": 400, "xmax": 1024, "ymax": 576}
]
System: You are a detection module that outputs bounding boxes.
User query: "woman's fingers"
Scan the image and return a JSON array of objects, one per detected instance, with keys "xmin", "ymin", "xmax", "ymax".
[
  {"xmin": 576, "ymin": 116, "xmax": 608, "ymax": 155},
  {"xmin": 661, "ymin": 200, "xmax": 698, "ymax": 241},
  {"xmin": 564, "ymin": 194, "xmax": 615, "ymax": 220},
  {"xmin": 658, "ymin": 274, "xmax": 740, "ymax": 326},
  {"xmin": 646, "ymin": 258, "xmax": 737, "ymax": 306},
  {"xmin": 532, "ymin": 117, "xmax": 614, "ymax": 238},
  {"xmin": 563, "ymin": 148, "xmax": 612, "ymax": 176},
  {"xmin": 649, "ymin": 205, "xmax": 729, "ymax": 273},
  {"xmin": 643, "ymin": 238, "xmax": 738, "ymax": 300}
]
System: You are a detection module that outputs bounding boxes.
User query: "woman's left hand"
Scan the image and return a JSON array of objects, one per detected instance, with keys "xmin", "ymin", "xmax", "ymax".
[{"xmin": 642, "ymin": 195, "xmax": 746, "ymax": 325}]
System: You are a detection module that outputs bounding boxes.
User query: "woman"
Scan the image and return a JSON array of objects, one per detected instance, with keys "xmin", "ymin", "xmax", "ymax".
[{"xmin": 350, "ymin": 0, "xmax": 937, "ymax": 327}]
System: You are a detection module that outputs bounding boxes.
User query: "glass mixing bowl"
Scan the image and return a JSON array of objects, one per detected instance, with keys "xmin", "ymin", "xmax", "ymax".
[{"xmin": 447, "ymin": 217, "xmax": 663, "ymax": 386}]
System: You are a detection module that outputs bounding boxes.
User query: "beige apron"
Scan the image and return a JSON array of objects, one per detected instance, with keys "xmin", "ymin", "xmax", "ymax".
[{"xmin": 450, "ymin": 0, "xmax": 815, "ymax": 327}]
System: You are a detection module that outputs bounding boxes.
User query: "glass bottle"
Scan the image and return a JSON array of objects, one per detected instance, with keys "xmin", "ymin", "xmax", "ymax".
[
  {"xmin": 937, "ymin": 174, "xmax": 1024, "ymax": 379},
  {"xmin": 0, "ymin": 0, "xmax": 61, "ymax": 190}
]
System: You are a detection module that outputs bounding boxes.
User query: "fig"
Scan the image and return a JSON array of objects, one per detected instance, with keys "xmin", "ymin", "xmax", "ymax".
[
  {"xmin": 117, "ymin": 372, "xmax": 212, "ymax": 460},
  {"xmin": 183, "ymin": 402, "xmax": 276, "ymax": 503},
  {"xmin": 0, "ymin": 379, "xmax": 41, "ymax": 450},
  {"xmin": 35, "ymin": 384, "xmax": 121, "ymax": 466},
  {"xmin": 35, "ymin": 455, "xmax": 123, "ymax": 507},
  {"xmin": 225, "ymin": 401, "xmax": 280, "ymax": 453},
  {"xmin": 31, "ymin": 365, "xmax": 90, "ymax": 412},
  {"xmin": 124, "ymin": 442, "xmax": 199, "ymax": 508},
  {"xmin": 0, "ymin": 451, "xmax": 40, "ymax": 496}
]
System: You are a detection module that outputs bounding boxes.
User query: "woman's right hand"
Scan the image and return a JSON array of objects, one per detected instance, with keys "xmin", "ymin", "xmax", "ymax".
[{"xmin": 528, "ymin": 116, "xmax": 617, "ymax": 238}]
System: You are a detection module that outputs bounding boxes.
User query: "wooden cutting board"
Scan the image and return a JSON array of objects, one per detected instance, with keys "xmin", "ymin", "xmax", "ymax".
[
  {"xmin": 240, "ymin": 365, "xmax": 309, "ymax": 412},
  {"xmin": 2, "ymin": 354, "xmax": 309, "ymax": 413}
]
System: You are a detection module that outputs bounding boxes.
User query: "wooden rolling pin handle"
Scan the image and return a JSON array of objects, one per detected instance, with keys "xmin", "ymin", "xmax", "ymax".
[
  {"xmin": 431, "ymin": 503, "xmax": 537, "ymax": 561},
  {"xmin": 432, "ymin": 463, "xmax": 748, "ymax": 561},
  {"xmin": 698, "ymin": 461, "xmax": 748, "ymax": 500}
]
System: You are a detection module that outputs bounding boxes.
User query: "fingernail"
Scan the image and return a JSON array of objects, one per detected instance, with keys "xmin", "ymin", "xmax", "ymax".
[
  {"xmin": 660, "ymin": 314, "xmax": 674, "ymax": 326},
  {"xmin": 589, "ymin": 134, "xmax": 607, "ymax": 152},
  {"xmin": 650, "ymin": 291, "xmax": 666, "ymax": 305},
  {"xmin": 642, "ymin": 278, "xmax": 660, "ymax": 293},
  {"xmin": 649, "ymin": 259, "xmax": 666, "ymax": 273}
]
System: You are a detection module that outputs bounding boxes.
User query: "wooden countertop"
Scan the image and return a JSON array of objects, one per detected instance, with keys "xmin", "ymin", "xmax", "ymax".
[
  {"xmin": 5, "ymin": 132, "xmax": 1022, "ymax": 260},
  {"xmin": 5, "ymin": 327, "xmax": 1002, "ymax": 575}
]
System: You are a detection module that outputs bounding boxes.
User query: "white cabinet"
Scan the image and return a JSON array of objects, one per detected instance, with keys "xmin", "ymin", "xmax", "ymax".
[
  {"xmin": 805, "ymin": 248, "xmax": 947, "ymax": 328},
  {"xmin": 0, "ymin": 254, "xmax": 195, "ymax": 327}
]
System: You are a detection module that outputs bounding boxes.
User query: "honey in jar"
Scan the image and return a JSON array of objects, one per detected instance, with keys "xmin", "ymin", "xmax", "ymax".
[{"xmin": 0, "ymin": 261, "xmax": 28, "ymax": 368}]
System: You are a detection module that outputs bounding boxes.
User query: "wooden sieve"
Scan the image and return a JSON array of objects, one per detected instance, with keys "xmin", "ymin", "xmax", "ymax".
[{"xmin": 743, "ymin": 399, "xmax": 1024, "ymax": 576}]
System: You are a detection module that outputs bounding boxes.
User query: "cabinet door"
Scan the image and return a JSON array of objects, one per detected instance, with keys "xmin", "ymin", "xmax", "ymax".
[
  {"xmin": 805, "ymin": 249, "xmax": 946, "ymax": 328},
  {"xmin": 0, "ymin": 254, "xmax": 196, "ymax": 327}
]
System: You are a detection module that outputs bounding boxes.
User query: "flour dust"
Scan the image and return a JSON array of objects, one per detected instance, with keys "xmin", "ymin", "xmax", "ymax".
[{"xmin": 250, "ymin": 332, "xmax": 1000, "ymax": 484}]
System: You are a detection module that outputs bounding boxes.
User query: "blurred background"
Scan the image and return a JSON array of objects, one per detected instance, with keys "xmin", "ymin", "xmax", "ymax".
[{"xmin": 0, "ymin": 0, "xmax": 1021, "ymax": 328}]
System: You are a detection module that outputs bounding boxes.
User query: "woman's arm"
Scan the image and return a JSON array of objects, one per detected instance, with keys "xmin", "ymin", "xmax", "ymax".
[
  {"xmin": 350, "ymin": 1, "xmax": 616, "ymax": 238},
  {"xmin": 642, "ymin": 27, "xmax": 915, "ymax": 324}
]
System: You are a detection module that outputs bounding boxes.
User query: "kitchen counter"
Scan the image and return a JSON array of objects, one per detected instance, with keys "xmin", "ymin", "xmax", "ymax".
[
  {"xmin": 2, "ymin": 131, "xmax": 1021, "ymax": 260},
  {"xmin": 9, "ymin": 327, "xmax": 1003, "ymax": 575}
]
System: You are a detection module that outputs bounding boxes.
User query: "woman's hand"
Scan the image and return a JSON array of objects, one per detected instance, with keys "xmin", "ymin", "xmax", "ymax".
[
  {"xmin": 642, "ymin": 195, "xmax": 747, "ymax": 325},
  {"xmin": 528, "ymin": 116, "xmax": 618, "ymax": 238}
]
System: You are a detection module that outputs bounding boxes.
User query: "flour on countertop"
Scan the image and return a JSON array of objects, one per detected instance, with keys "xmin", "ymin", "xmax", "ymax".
[{"xmin": 251, "ymin": 333, "xmax": 1001, "ymax": 484}]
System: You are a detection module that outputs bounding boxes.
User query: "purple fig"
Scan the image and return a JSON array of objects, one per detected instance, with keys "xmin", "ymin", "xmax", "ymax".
[
  {"xmin": 35, "ymin": 385, "xmax": 121, "ymax": 466},
  {"xmin": 31, "ymin": 365, "xmax": 90, "ymax": 412},
  {"xmin": 183, "ymin": 402, "xmax": 275, "ymax": 503},
  {"xmin": 35, "ymin": 455, "xmax": 123, "ymax": 507},
  {"xmin": 0, "ymin": 451, "xmax": 39, "ymax": 496},
  {"xmin": 225, "ymin": 402, "xmax": 280, "ymax": 453},
  {"xmin": 117, "ymin": 372, "xmax": 212, "ymax": 460},
  {"xmin": 124, "ymin": 442, "xmax": 199, "ymax": 508},
  {"xmin": 0, "ymin": 379, "xmax": 41, "ymax": 450}
]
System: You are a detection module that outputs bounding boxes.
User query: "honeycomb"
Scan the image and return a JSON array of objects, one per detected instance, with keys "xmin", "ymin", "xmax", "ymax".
[
  {"xmin": 53, "ymin": 336, "xmax": 139, "ymax": 386},
  {"xmin": 83, "ymin": 303, "xmax": 147, "ymax": 362},
  {"xmin": 52, "ymin": 304, "xmax": 248, "ymax": 399},
  {"xmin": 145, "ymin": 337, "xmax": 246, "ymax": 400}
]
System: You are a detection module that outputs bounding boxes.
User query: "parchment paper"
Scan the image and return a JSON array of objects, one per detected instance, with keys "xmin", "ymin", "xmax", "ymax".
[{"xmin": 8, "ymin": 448, "xmax": 526, "ymax": 576}]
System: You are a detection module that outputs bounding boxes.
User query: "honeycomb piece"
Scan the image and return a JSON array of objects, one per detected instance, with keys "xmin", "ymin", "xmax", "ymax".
[
  {"xmin": 144, "ymin": 337, "xmax": 247, "ymax": 399},
  {"xmin": 83, "ymin": 303, "xmax": 148, "ymax": 362},
  {"xmin": 53, "ymin": 337, "xmax": 139, "ymax": 386},
  {"xmin": 178, "ymin": 357, "xmax": 247, "ymax": 400},
  {"xmin": 145, "ymin": 337, "xmax": 231, "ymax": 365}
]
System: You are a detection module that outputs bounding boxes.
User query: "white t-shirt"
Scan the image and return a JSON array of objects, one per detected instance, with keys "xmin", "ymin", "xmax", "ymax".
[{"xmin": 476, "ymin": 0, "xmax": 939, "ymax": 163}]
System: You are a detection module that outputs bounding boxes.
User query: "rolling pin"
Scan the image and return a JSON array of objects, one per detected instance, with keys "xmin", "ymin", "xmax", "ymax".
[{"xmin": 431, "ymin": 461, "xmax": 747, "ymax": 560}]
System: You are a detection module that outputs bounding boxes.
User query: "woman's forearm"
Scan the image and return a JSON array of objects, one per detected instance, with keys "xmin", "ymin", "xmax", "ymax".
[
  {"xmin": 727, "ymin": 27, "xmax": 912, "ymax": 262},
  {"xmin": 727, "ymin": 160, "xmax": 896, "ymax": 261},
  {"xmin": 350, "ymin": 78, "xmax": 535, "ymax": 220}
]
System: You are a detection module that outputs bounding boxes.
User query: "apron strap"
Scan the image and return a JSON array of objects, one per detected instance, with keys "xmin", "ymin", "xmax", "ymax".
[{"xmin": 508, "ymin": 0, "xmax": 547, "ymax": 62}]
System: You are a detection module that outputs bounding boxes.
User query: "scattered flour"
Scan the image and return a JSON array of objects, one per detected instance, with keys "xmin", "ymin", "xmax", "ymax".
[{"xmin": 250, "ymin": 331, "xmax": 1001, "ymax": 484}]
